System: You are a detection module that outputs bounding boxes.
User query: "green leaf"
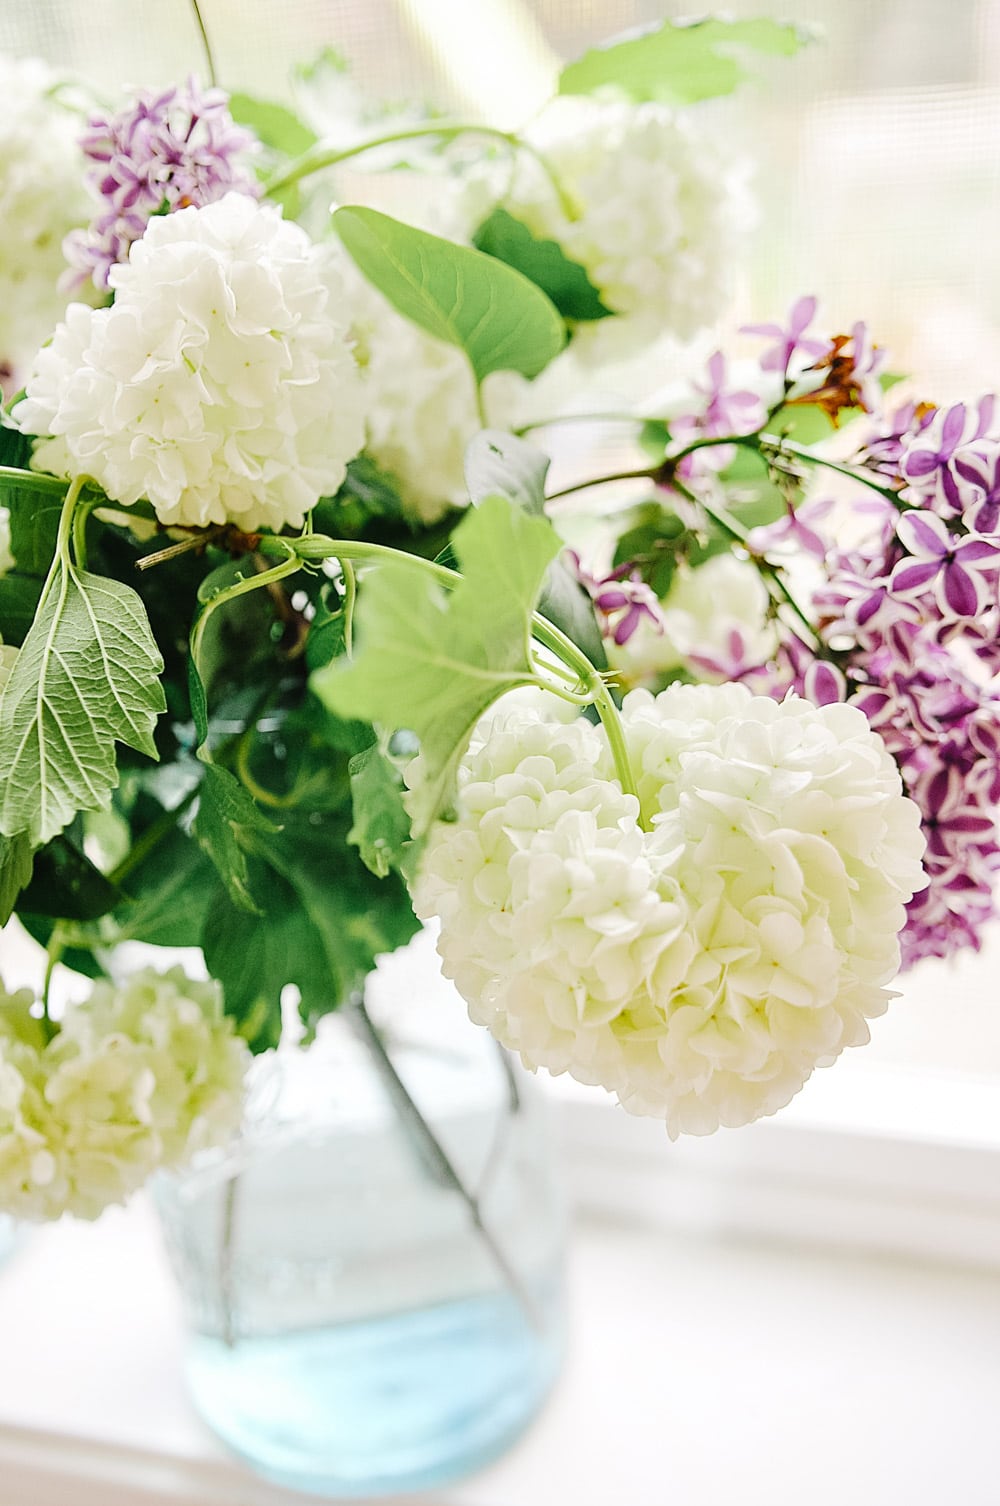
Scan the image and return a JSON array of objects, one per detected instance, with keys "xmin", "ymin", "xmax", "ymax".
[
  {"xmin": 0, "ymin": 642, "xmax": 16, "ymax": 695},
  {"xmin": 191, "ymin": 761, "xmax": 279, "ymax": 913},
  {"xmin": 4, "ymin": 478, "xmax": 64, "ymax": 577},
  {"xmin": 464, "ymin": 430, "xmax": 606, "ymax": 668},
  {"xmin": 348, "ymin": 742, "xmax": 412, "ymax": 878},
  {"xmin": 17, "ymin": 911, "xmax": 105, "ymax": 981},
  {"xmin": 0, "ymin": 831, "xmax": 33, "ymax": 925},
  {"xmin": 559, "ymin": 17, "xmax": 809, "ymax": 105},
  {"xmin": 203, "ymin": 810, "xmax": 419, "ymax": 1047},
  {"xmin": 333, "ymin": 206, "xmax": 567, "ymax": 383},
  {"xmin": 0, "ymin": 568, "xmax": 166, "ymax": 846},
  {"xmin": 228, "ymin": 91, "xmax": 318, "ymax": 157},
  {"xmin": 472, "ymin": 207, "xmax": 611, "ymax": 322},
  {"xmin": 464, "ymin": 428, "xmax": 550, "ymax": 514},
  {"xmin": 114, "ymin": 824, "xmax": 219, "ymax": 948},
  {"xmin": 19, "ymin": 833, "xmax": 119, "ymax": 920},
  {"xmin": 314, "ymin": 495, "xmax": 561, "ymax": 830}
]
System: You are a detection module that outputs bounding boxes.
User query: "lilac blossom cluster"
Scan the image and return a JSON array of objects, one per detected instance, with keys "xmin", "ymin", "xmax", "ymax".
[
  {"xmin": 64, "ymin": 79, "xmax": 259, "ymax": 291},
  {"xmin": 661, "ymin": 302, "xmax": 1000, "ymax": 966}
]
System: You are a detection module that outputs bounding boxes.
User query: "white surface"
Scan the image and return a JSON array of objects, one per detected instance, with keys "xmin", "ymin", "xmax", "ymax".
[{"xmin": 1, "ymin": 1198, "xmax": 999, "ymax": 1506}]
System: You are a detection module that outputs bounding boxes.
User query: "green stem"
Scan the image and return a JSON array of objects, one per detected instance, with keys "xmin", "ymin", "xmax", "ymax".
[
  {"xmin": 190, "ymin": 549, "xmax": 300, "ymax": 681},
  {"xmin": 0, "ymin": 465, "xmax": 75, "ymax": 496},
  {"xmin": 189, "ymin": 0, "xmax": 219, "ymax": 86},
  {"xmin": 544, "ymin": 467, "xmax": 658, "ymax": 502},
  {"xmin": 261, "ymin": 531, "xmax": 645, "ymax": 820},
  {"xmin": 339, "ymin": 558, "xmax": 357, "ymax": 659},
  {"xmin": 106, "ymin": 784, "xmax": 200, "ymax": 887},
  {"xmin": 264, "ymin": 122, "xmax": 519, "ymax": 197},
  {"xmin": 668, "ymin": 432, "xmax": 901, "ymax": 505}
]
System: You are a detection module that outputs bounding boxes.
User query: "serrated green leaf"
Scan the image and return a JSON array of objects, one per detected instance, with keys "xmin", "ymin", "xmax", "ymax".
[
  {"xmin": 203, "ymin": 811, "xmax": 419, "ymax": 1048},
  {"xmin": 0, "ymin": 568, "xmax": 166, "ymax": 846},
  {"xmin": 0, "ymin": 831, "xmax": 33, "ymax": 925},
  {"xmin": 114, "ymin": 824, "xmax": 218, "ymax": 948},
  {"xmin": 313, "ymin": 495, "xmax": 561, "ymax": 830},
  {"xmin": 465, "ymin": 429, "xmax": 550, "ymax": 514},
  {"xmin": 348, "ymin": 742, "xmax": 412, "ymax": 878},
  {"xmin": 19, "ymin": 833, "xmax": 119, "ymax": 920},
  {"xmin": 228, "ymin": 91, "xmax": 318, "ymax": 157},
  {"xmin": 473, "ymin": 207, "xmax": 611, "ymax": 322},
  {"xmin": 333, "ymin": 206, "xmax": 567, "ymax": 383},
  {"xmin": 191, "ymin": 761, "xmax": 279, "ymax": 913},
  {"xmin": 559, "ymin": 16, "xmax": 809, "ymax": 105}
]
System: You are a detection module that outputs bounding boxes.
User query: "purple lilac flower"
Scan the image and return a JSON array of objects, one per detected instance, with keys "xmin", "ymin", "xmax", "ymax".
[
  {"xmin": 746, "ymin": 494, "xmax": 834, "ymax": 561},
  {"xmin": 855, "ymin": 400, "xmax": 936, "ymax": 481},
  {"xmin": 672, "ymin": 351, "xmax": 766, "ymax": 477},
  {"xmin": 742, "ymin": 294, "xmax": 829, "ymax": 378},
  {"xmin": 890, "ymin": 511, "xmax": 998, "ymax": 618},
  {"xmin": 572, "ymin": 555, "xmax": 665, "ymax": 647},
  {"xmin": 64, "ymin": 78, "xmax": 260, "ymax": 291},
  {"xmin": 898, "ymin": 399, "xmax": 998, "ymax": 515}
]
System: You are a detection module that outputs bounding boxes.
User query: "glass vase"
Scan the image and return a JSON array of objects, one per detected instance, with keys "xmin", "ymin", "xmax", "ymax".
[{"xmin": 155, "ymin": 983, "xmax": 566, "ymax": 1498}]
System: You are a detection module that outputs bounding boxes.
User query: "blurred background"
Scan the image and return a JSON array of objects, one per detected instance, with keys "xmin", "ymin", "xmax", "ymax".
[
  {"xmin": 3, "ymin": 0, "xmax": 1000, "ymax": 397},
  {"xmin": 2, "ymin": 0, "xmax": 999, "ymax": 1081}
]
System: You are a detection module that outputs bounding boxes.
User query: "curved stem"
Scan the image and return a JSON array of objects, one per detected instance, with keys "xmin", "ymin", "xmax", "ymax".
[
  {"xmin": 544, "ymin": 467, "xmax": 658, "ymax": 502},
  {"xmin": 260, "ymin": 531, "xmax": 645, "ymax": 820},
  {"xmin": 339, "ymin": 558, "xmax": 357, "ymax": 659},
  {"xmin": 190, "ymin": 549, "xmax": 300, "ymax": 681},
  {"xmin": 189, "ymin": 0, "xmax": 219, "ymax": 86},
  {"xmin": 264, "ymin": 122, "xmax": 518, "ymax": 197}
]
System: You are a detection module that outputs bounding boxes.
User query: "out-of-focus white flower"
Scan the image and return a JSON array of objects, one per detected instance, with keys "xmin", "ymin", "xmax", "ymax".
[
  {"xmin": 507, "ymin": 97, "xmax": 751, "ymax": 348},
  {"xmin": 0, "ymin": 966, "xmax": 248, "ymax": 1222},
  {"xmin": 0, "ymin": 56, "xmax": 91, "ymax": 383},
  {"xmin": 610, "ymin": 554, "xmax": 778, "ymax": 681},
  {"xmin": 19, "ymin": 194, "xmax": 366, "ymax": 532},
  {"xmin": 346, "ymin": 259, "xmax": 517, "ymax": 524},
  {"xmin": 413, "ymin": 684, "xmax": 926, "ymax": 1137}
]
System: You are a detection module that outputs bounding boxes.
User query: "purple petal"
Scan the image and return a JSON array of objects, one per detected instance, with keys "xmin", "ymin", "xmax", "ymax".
[
  {"xmin": 941, "ymin": 403, "xmax": 969, "ymax": 452},
  {"xmin": 789, "ymin": 294, "xmax": 818, "ymax": 335},
  {"xmin": 901, "ymin": 448, "xmax": 940, "ymax": 480},
  {"xmin": 954, "ymin": 537, "xmax": 999, "ymax": 566},
  {"xmin": 941, "ymin": 562, "xmax": 983, "ymax": 616},
  {"xmin": 891, "ymin": 559, "xmax": 942, "ymax": 595},
  {"xmin": 897, "ymin": 510, "xmax": 949, "ymax": 557}
]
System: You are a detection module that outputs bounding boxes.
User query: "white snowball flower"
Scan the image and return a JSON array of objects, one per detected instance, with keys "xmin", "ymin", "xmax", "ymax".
[
  {"xmin": 0, "ymin": 966, "xmax": 248, "ymax": 1221},
  {"xmin": 0, "ymin": 56, "xmax": 91, "ymax": 381},
  {"xmin": 508, "ymin": 97, "xmax": 751, "ymax": 347},
  {"xmin": 18, "ymin": 193, "xmax": 366, "ymax": 531},
  {"xmin": 610, "ymin": 554, "xmax": 778, "ymax": 681},
  {"xmin": 413, "ymin": 684, "xmax": 926, "ymax": 1137}
]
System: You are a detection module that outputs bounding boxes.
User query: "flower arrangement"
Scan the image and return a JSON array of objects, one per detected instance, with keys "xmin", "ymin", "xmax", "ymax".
[{"xmin": 0, "ymin": 13, "xmax": 984, "ymax": 1226}]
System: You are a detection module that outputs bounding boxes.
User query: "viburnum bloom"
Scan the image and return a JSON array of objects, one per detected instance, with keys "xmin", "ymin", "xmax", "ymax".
[
  {"xmin": 412, "ymin": 685, "xmax": 926, "ymax": 1137},
  {"xmin": 0, "ymin": 55, "xmax": 92, "ymax": 383},
  {"xmin": 19, "ymin": 193, "xmax": 367, "ymax": 531},
  {"xmin": 64, "ymin": 78, "xmax": 260, "ymax": 291},
  {"xmin": 507, "ymin": 97, "xmax": 749, "ymax": 344},
  {"xmin": 0, "ymin": 967, "xmax": 248, "ymax": 1222}
]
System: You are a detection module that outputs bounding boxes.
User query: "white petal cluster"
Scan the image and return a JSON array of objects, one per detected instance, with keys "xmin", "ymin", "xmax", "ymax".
[
  {"xmin": 0, "ymin": 966, "xmax": 248, "ymax": 1221},
  {"xmin": 610, "ymin": 554, "xmax": 778, "ymax": 681},
  {"xmin": 19, "ymin": 193, "xmax": 366, "ymax": 531},
  {"xmin": 413, "ymin": 685, "xmax": 926, "ymax": 1137},
  {"xmin": 343, "ymin": 258, "xmax": 518, "ymax": 525},
  {"xmin": 0, "ymin": 57, "xmax": 91, "ymax": 380},
  {"xmin": 509, "ymin": 97, "xmax": 751, "ymax": 345}
]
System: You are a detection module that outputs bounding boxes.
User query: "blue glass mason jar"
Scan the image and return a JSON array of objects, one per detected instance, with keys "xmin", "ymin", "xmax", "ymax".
[{"xmin": 155, "ymin": 981, "xmax": 566, "ymax": 1498}]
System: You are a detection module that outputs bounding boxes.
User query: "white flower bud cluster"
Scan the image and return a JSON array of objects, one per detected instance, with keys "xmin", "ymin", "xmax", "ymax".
[
  {"xmin": 413, "ymin": 684, "xmax": 927, "ymax": 1136},
  {"xmin": 0, "ymin": 966, "xmax": 248, "ymax": 1221},
  {"xmin": 0, "ymin": 56, "xmax": 91, "ymax": 380}
]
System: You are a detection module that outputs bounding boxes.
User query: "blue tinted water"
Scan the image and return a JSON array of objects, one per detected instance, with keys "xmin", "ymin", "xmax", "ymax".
[{"xmin": 186, "ymin": 1286, "xmax": 563, "ymax": 1497}]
